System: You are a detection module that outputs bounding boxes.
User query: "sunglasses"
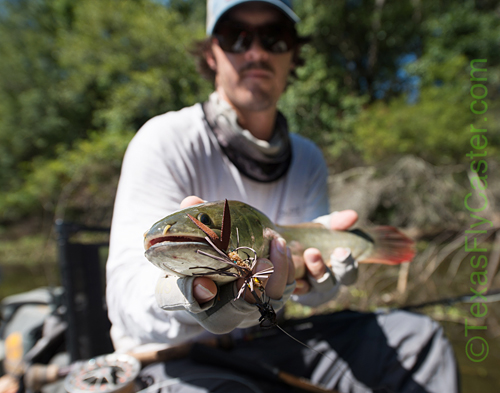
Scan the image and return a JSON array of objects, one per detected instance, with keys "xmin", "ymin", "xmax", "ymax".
[{"xmin": 214, "ymin": 21, "xmax": 298, "ymax": 54}]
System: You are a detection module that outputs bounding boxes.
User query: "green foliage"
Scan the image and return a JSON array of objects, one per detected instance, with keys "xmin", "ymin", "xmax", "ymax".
[
  {"xmin": 280, "ymin": 46, "xmax": 369, "ymax": 159},
  {"xmin": 280, "ymin": 0, "xmax": 500, "ymax": 164},
  {"xmin": 281, "ymin": 0, "xmax": 424, "ymax": 159},
  {"xmin": 0, "ymin": 0, "xmax": 499, "ymax": 226},
  {"xmin": 354, "ymin": 56, "xmax": 475, "ymax": 164},
  {"xmin": 0, "ymin": 0, "xmax": 75, "ymax": 190},
  {"xmin": 0, "ymin": 234, "xmax": 56, "ymax": 267},
  {"xmin": 419, "ymin": 0, "xmax": 500, "ymax": 66},
  {"xmin": 56, "ymin": 0, "xmax": 210, "ymax": 132},
  {"xmin": 351, "ymin": 0, "xmax": 500, "ymax": 165},
  {"xmin": 0, "ymin": 129, "xmax": 133, "ymax": 225},
  {"xmin": 0, "ymin": 0, "xmax": 211, "ymax": 224}
]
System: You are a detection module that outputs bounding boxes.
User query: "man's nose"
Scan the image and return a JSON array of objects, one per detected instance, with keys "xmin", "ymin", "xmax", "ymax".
[{"xmin": 244, "ymin": 36, "xmax": 270, "ymax": 62}]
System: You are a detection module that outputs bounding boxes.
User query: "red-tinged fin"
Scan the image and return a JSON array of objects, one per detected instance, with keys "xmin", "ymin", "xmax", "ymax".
[
  {"xmin": 360, "ymin": 226, "xmax": 416, "ymax": 265},
  {"xmin": 219, "ymin": 199, "xmax": 231, "ymax": 251}
]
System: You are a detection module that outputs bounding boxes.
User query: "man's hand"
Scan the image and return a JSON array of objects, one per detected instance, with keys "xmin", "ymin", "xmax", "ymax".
[
  {"xmin": 293, "ymin": 210, "xmax": 358, "ymax": 295},
  {"xmin": 181, "ymin": 196, "xmax": 295, "ymax": 305}
]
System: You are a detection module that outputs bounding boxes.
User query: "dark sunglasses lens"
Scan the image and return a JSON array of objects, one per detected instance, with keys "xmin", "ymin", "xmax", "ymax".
[
  {"xmin": 259, "ymin": 25, "xmax": 296, "ymax": 53},
  {"xmin": 215, "ymin": 25, "xmax": 253, "ymax": 53},
  {"xmin": 215, "ymin": 22, "xmax": 296, "ymax": 54}
]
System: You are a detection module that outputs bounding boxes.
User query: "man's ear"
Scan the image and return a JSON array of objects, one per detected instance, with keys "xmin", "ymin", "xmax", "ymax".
[{"xmin": 205, "ymin": 47, "xmax": 217, "ymax": 71}]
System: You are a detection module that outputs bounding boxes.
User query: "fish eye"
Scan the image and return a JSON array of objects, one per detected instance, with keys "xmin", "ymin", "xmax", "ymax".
[{"xmin": 197, "ymin": 213, "xmax": 212, "ymax": 226}]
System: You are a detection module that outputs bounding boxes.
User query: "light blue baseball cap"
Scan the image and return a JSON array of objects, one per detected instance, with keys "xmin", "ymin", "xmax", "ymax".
[{"xmin": 206, "ymin": 0, "xmax": 300, "ymax": 35}]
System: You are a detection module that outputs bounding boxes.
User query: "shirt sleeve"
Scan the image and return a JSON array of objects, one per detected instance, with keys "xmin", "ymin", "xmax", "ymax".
[
  {"xmin": 105, "ymin": 114, "xmax": 205, "ymax": 352},
  {"xmin": 296, "ymin": 135, "xmax": 330, "ymax": 221}
]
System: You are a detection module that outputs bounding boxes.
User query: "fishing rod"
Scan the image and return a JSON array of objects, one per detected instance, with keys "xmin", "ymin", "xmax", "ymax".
[
  {"xmin": 401, "ymin": 289, "xmax": 500, "ymax": 311},
  {"xmin": 21, "ymin": 335, "xmax": 335, "ymax": 393}
]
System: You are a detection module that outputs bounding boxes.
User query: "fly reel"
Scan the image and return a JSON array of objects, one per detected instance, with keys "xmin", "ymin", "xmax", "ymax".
[{"xmin": 64, "ymin": 354, "xmax": 140, "ymax": 393}]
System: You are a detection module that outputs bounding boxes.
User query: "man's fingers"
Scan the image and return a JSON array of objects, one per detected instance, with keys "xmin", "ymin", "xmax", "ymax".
[
  {"xmin": 286, "ymin": 248, "xmax": 295, "ymax": 285},
  {"xmin": 330, "ymin": 247, "xmax": 358, "ymax": 286},
  {"xmin": 303, "ymin": 248, "xmax": 327, "ymax": 279},
  {"xmin": 329, "ymin": 209, "xmax": 358, "ymax": 230},
  {"xmin": 243, "ymin": 237, "xmax": 292, "ymax": 303},
  {"xmin": 293, "ymin": 248, "xmax": 327, "ymax": 295},
  {"xmin": 193, "ymin": 277, "xmax": 217, "ymax": 304},
  {"xmin": 292, "ymin": 253, "xmax": 305, "ymax": 279},
  {"xmin": 331, "ymin": 247, "xmax": 351, "ymax": 262},
  {"xmin": 266, "ymin": 237, "xmax": 293, "ymax": 297},
  {"xmin": 180, "ymin": 196, "xmax": 205, "ymax": 208}
]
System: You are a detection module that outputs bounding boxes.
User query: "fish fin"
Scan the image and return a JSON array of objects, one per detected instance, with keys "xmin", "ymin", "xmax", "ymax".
[
  {"xmin": 219, "ymin": 199, "xmax": 231, "ymax": 251},
  {"xmin": 360, "ymin": 226, "xmax": 416, "ymax": 265}
]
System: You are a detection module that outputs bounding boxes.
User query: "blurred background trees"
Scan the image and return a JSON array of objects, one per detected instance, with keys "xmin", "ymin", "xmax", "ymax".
[
  {"xmin": 0, "ymin": 0, "xmax": 210, "ymax": 225},
  {"xmin": 0, "ymin": 0, "xmax": 498, "ymax": 230}
]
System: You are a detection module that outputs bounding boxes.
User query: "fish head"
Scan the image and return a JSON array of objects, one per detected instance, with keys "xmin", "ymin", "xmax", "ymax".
[
  {"xmin": 143, "ymin": 200, "xmax": 274, "ymax": 283},
  {"xmin": 144, "ymin": 201, "xmax": 226, "ymax": 250},
  {"xmin": 144, "ymin": 201, "xmax": 233, "ymax": 282}
]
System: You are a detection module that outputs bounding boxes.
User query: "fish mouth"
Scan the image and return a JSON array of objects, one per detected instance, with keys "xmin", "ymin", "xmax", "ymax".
[
  {"xmin": 145, "ymin": 235, "xmax": 208, "ymax": 251},
  {"xmin": 144, "ymin": 235, "xmax": 239, "ymax": 284}
]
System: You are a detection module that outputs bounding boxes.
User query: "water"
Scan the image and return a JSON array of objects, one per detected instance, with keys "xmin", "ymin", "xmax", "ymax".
[
  {"xmin": 0, "ymin": 264, "xmax": 60, "ymax": 301},
  {"xmin": 441, "ymin": 311, "xmax": 500, "ymax": 392}
]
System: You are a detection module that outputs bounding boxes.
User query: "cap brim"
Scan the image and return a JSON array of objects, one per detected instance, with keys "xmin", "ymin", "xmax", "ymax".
[{"xmin": 207, "ymin": 0, "xmax": 300, "ymax": 35}]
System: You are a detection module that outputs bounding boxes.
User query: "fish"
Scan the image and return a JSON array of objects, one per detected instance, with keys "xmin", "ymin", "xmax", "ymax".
[{"xmin": 144, "ymin": 200, "xmax": 416, "ymax": 284}]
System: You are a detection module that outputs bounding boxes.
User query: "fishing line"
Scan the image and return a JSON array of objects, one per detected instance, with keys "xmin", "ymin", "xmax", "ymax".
[
  {"xmin": 246, "ymin": 287, "xmax": 338, "ymax": 363},
  {"xmin": 274, "ymin": 324, "xmax": 336, "ymax": 363}
]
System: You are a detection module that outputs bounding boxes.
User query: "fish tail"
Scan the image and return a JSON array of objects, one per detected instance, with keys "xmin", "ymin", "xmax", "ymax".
[{"xmin": 360, "ymin": 226, "xmax": 416, "ymax": 265}]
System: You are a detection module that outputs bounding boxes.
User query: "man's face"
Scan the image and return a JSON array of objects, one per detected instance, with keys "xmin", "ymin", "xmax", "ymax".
[{"xmin": 207, "ymin": 4, "xmax": 296, "ymax": 113}]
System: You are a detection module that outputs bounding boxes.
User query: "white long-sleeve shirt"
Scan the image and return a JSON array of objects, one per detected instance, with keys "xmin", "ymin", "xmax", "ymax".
[{"xmin": 105, "ymin": 103, "xmax": 329, "ymax": 352}]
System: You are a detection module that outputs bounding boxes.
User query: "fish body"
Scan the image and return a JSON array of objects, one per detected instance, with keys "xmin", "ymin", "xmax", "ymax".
[{"xmin": 144, "ymin": 200, "xmax": 415, "ymax": 283}]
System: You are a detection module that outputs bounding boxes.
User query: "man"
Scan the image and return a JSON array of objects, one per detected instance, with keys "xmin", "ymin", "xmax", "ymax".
[{"xmin": 106, "ymin": 1, "xmax": 459, "ymax": 391}]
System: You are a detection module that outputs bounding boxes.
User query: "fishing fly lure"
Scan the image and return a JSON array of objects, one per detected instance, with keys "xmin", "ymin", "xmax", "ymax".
[
  {"xmin": 186, "ymin": 200, "xmax": 342, "ymax": 360},
  {"xmin": 186, "ymin": 199, "xmax": 278, "ymax": 327}
]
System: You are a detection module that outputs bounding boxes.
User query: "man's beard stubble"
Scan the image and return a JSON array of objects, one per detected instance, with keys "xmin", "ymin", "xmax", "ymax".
[{"xmin": 236, "ymin": 61, "xmax": 278, "ymax": 111}]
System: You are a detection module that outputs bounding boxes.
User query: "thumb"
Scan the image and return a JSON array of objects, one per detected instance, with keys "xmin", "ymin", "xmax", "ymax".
[
  {"xmin": 329, "ymin": 210, "xmax": 358, "ymax": 230},
  {"xmin": 193, "ymin": 277, "xmax": 217, "ymax": 304}
]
